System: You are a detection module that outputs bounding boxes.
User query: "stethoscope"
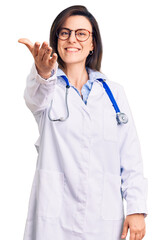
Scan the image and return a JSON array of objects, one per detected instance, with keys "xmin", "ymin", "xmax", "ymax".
[{"xmin": 48, "ymin": 76, "xmax": 128, "ymax": 125}]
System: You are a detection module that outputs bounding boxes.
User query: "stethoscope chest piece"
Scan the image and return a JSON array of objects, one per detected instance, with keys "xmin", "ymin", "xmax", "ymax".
[
  {"xmin": 97, "ymin": 78, "xmax": 128, "ymax": 125},
  {"xmin": 116, "ymin": 112, "xmax": 128, "ymax": 125}
]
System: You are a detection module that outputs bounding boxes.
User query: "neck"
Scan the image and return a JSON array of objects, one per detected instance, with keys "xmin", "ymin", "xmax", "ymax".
[{"xmin": 61, "ymin": 62, "xmax": 89, "ymax": 90}]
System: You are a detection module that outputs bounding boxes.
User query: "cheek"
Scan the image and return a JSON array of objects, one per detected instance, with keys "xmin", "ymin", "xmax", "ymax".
[
  {"xmin": 57, "ymin": 43, "xmax": 64, "ymax": 58},
  {"xmin": 83, "ymin": 41, "xmax": 93, "ymax": 53},
  {"xmin": 81, "ymin": 44, "xmax": 91, "ymax": 55},
  {"xmin": 57, "ymin": 43, "xmax": 61, "ymax": 54}
]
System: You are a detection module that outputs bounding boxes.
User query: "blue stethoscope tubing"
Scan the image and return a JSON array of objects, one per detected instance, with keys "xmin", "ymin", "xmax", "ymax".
[
  {"xmin": 97, "ymin": 78, "xmax": 128, "ymax": 124},
  {"xmin": 48, "ymin": 76, "xmax": 128, "ymax": 124}
]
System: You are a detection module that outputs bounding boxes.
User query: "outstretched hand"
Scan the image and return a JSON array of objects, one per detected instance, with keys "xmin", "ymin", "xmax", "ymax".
[{"xmin": 18, "ymin": 38, "xmax": 58, "ymax": 79}]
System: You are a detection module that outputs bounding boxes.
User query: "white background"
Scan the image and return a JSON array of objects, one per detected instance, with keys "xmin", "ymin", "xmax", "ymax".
[{"xmin": 1, "ymin": 0, "xmax": 166, "ymax": 239}]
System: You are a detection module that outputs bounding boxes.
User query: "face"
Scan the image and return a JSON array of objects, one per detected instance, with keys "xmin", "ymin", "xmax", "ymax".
[{"xmin": 57, "ymin": 15, "xmax": 94, "ymax": 68}]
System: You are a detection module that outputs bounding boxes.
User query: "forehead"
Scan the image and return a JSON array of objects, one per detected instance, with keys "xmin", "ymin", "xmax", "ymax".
[{"xmin": 61, "ymin": 15, "xmax": 92, "ymax": 31}]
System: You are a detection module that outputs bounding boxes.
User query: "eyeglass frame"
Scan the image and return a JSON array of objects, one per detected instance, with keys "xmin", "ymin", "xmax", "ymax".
[{"xmin": 56, "ymin": 28, "xmax": 93, "ymax": 42}]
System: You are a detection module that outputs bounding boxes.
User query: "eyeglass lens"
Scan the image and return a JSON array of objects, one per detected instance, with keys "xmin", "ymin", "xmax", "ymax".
[{"xmin": 58, "ymin": 29, "xmax": 90, "ymax": 41}]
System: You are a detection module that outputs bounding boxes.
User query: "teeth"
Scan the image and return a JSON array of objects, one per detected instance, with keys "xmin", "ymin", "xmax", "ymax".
[{"xmin": 66, "ymin": 48, "xmax": 79, "ymax": 52}]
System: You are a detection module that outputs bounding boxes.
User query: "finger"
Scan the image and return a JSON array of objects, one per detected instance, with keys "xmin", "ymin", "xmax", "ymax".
[
  {"xmin": 38, "ymin": 41, "xmax": 49, "ymax": 60},
  {"xmin": 140, "ymin": 231, "xmax": 144, "ymax": 239},
  {"xmin": 142, "ymin": 229, "xmax": 146, "ymax": 239},
  {"xmin": 49, "ymin": 53, "xmax": 58, "ymax": 66},
  {"xmin": 136, "ymin": 233, "xmax": 142, "ymax": 240},
  {"xmin": 33, "ymin": 42, "xmax": 41, "ymax": 57},
  {"xmin": 129, "ymin": 232, "xmax": 136, "ymax": 240},
  {"xmin": 18, "ymin": 38, "xmax": 33, "ymax": 53},
  {"xmin": 121, "ymin": 221, "xmax": 129, "ymax": 239},
  {"xmin": 42, "ymin": 47, "xmax": 52, "ymax": 62}
]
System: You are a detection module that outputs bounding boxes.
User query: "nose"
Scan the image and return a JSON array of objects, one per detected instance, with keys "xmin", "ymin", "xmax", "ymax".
[{"xmin": 68, "ymin": 30, "xmax": 77, "ymax": 43}]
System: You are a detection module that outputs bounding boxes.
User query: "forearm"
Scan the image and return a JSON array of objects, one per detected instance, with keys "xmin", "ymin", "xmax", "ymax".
[
  {"xmin": 117, "ymin": 86, "xmax": 148, "ymax": 217},
  {"xmin": 24, "ymin": 62, "xmax": 57, "ymax": 115}
]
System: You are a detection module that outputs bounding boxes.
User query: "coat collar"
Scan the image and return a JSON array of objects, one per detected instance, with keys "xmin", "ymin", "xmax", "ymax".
[{"xmin": 56, "ymin": 67, "xmax": 107, "ymax": 84}]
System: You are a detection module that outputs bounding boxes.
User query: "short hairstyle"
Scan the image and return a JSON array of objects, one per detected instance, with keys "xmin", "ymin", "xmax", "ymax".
[{"xmin": 49, "ymin": 5, "xmax": 103, "ymax": 71}]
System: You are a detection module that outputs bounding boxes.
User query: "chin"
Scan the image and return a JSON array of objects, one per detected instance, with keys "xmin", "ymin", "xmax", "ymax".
[{"xmin": 62, "ymin": 57, "xmax": 86, "ymax": 66}]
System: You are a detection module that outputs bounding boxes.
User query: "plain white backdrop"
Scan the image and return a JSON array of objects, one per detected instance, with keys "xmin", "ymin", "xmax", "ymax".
[{"xmin": 1, "ymin": 0, "xmax": 166, "ymax": 239}]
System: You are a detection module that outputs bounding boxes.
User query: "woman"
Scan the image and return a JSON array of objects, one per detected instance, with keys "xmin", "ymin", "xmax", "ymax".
[{"xmin": 19, "ymin": 5, "xmax": 148, "ymax": 240}]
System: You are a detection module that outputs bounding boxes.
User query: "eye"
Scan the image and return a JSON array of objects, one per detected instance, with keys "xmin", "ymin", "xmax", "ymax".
[
  {"xmin": 78, "ymin": 32, "xmax": 86, "ymax": 36},
  {"xmin": 76, "ymin": 30, "xmax": 89, "ymax": 38},
  {"xmin": 60, "ymin": 31, "xmax": 69, "ymax": 36},
  {"xmin": 77, "ymin": 31, "xmax": 86, "ymax": 36},
  {"xmin": 59, "ymin": 29, "xmax": 69, "ymax": 37}
]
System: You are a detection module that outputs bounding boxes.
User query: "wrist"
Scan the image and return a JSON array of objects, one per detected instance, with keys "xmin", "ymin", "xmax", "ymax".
[
  {"xmin": 35, "ymin": 64, "xmax": 51, "ymax": 79},
  {"xmin": 37, "ymin": 70, "xmax": 51, "ymax": 79}
]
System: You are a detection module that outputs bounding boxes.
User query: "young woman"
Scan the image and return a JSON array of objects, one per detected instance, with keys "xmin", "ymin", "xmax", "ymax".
[{"xmin": 19, "ymin": 5, "xmax": 148, "ymax": 240}]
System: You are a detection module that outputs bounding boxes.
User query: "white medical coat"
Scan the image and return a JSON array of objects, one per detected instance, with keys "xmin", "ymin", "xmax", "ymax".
[{"xmin": 23, "ymin": 63, "xmax": 148, "ymax": 240}]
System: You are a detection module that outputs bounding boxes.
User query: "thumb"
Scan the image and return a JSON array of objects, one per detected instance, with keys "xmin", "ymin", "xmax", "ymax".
[
  {"xmin": 18, "ymin": 38, "xmax": 34, "ymax": 53},
  {"xmin": 121, "ymin": 220, "xmax": 129, "ymax": 239}
]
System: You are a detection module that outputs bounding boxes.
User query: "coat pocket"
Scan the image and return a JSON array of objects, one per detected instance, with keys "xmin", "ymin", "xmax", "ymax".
[
  {"xmin": 103, "ymin": 108, "xmax": 118, "ymax": 142},
  {"xmin": 26, "ymin": 169, "xmax": 64, "ymax": 222},
  {"xmin": 36, "ymin": 169, "xmax": 64, "ymax": 220},
  {"xmin": 101, "ymin": 173, "xmax": 124, "ymax": 220}
]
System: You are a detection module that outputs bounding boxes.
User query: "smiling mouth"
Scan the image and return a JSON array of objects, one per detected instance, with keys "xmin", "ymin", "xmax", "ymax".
[{"xmin": 65, "ymin": 48, "xmax": 80, "ymax": 52}]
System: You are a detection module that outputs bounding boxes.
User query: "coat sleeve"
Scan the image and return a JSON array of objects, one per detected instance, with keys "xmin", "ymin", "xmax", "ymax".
[
  {"xmin": 24, "ymin": 62, "xmax": 58, "ymax": 116},
  {"xmin": 116, "ymin": 84, "xmax": 148, "ymax": 218}
]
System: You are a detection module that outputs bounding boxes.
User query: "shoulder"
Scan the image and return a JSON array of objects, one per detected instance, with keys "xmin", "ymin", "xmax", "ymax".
[{"xmin": 88, "ymin": 68, "xmax": 125, "ymax": 95}]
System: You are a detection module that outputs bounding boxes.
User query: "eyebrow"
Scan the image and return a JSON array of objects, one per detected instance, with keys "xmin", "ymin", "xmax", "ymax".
[{"xmin": 60, "ymin": 27, "xmax": 91, "ymax": 31}]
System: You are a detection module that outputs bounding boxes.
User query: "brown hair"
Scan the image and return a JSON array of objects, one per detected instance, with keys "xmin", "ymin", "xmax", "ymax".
[{"xmin": 49, "ymin": 5, "xmax": 103, "ymax": 71}]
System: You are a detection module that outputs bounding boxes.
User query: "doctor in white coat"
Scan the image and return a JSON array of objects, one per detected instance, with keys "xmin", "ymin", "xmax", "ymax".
[{"xmin": 19, "ymin": 5, "xmax": 148, "ymax": 240}]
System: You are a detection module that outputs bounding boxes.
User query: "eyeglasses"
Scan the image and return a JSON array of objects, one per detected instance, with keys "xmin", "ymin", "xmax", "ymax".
[{"xmin": 56, "ymin": 28, "xmax": 93, "ymax": 42}]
